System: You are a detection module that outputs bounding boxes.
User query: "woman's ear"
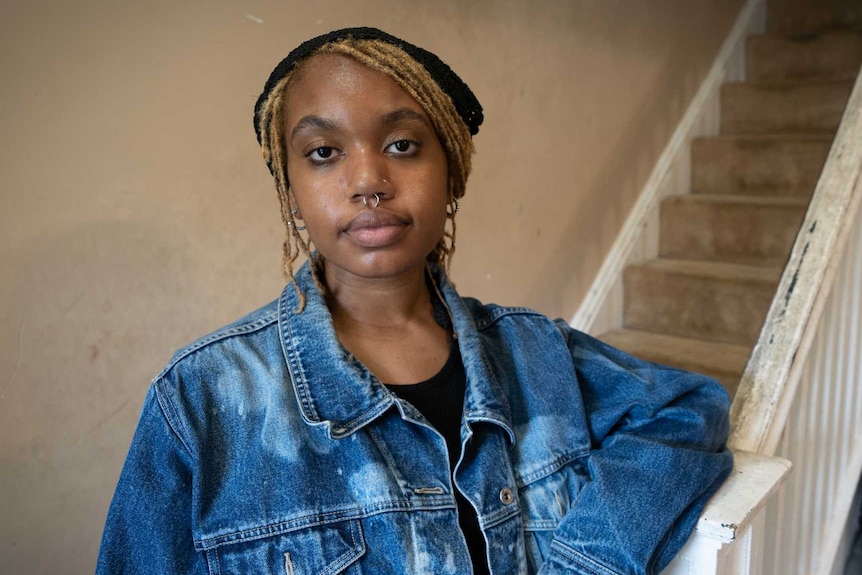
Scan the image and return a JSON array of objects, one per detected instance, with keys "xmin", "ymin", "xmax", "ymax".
[
  {"xmin": 287, "ymin": 198, "xmax": 306, "ymax": 232},
  {"xmin": 288, "ymin": 193, "xmax": 302, "ymax": 221}
]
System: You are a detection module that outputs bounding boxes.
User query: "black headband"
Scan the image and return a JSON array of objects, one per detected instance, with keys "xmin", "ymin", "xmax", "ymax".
[{"xmin": 253, "ymin": 26, "xmax": 484, "ymax": 146}]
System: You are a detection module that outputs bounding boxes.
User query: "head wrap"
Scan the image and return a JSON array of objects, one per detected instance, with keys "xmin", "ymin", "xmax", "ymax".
[{"xmin": 253, "ymin": 26, "xmax": 484, "ymax": 146}]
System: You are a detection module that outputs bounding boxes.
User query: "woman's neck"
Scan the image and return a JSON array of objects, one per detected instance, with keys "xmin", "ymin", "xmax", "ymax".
[
  {"xmin": 322, "ymin": 263, "xmax": 451, "ymax": 384},
  {"xmin": 324, "ymin": 264, "xmax": 432, "ymax": 331}
]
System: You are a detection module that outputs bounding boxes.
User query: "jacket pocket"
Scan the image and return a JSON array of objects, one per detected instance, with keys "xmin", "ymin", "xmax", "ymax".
[{"xmin": 211, "ymin": 519, "xmax": 366, "ymax": 575}]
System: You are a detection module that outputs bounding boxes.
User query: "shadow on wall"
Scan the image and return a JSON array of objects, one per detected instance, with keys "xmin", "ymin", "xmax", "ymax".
[{"xmin": 0, "ymin": 220, "xmax": 208, "ymax": 575}]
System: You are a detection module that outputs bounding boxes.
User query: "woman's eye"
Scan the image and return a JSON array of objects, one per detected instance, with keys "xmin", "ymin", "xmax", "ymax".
[
  {"xmin": 386, "ymin": 140, "xmax": 420, "ymax": 155},
  {"xmin": 308, "ymin": 147, "xmax": 335, "ymax": 161}
]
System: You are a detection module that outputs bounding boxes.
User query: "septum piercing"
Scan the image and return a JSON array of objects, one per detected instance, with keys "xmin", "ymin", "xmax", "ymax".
[{"xmin": 362, "ymin": 193, "xmax": 381, "ymax": 209}]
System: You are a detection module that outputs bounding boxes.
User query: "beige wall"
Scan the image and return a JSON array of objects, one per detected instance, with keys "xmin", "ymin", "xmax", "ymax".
[{"xmin": 0, "ymin": 1, "xmax": 743, "ymax": 572}]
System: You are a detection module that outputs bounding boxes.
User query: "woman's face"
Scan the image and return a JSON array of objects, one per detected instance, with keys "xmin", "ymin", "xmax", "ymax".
[{"xmin": 283, "ymin": 53, "xmax": 449, "ymax": 287}]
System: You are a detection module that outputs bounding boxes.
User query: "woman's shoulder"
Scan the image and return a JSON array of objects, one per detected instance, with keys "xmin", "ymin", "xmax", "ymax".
[
  {"xmin": 456, "ymin": 294, "xmax": 638, "ymax": 363},
  {"xmin": 141, "ymin": 297, "xmax": 307, "ymax": 466},
  {"xmin": 146, "ymin": 298, "xmax": 295, "ymax": 450},
  {"xmin": 457, "ymin": 295, "xmax": 575, "ymax": 336},
  {"xmin": 459, "ymin": 296, "xmax": 546, "ymax": 324}
]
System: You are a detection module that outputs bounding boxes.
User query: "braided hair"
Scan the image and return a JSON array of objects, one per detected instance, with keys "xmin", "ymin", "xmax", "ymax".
[{"xmin": 254, "ymin": 28, "xmax": 483, "ymax": 309}]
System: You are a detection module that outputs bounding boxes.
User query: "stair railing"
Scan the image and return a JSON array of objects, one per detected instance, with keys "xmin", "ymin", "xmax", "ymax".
[{"xmin": 727, "ymin": 61, "xmax": 862, "ymax": 574}]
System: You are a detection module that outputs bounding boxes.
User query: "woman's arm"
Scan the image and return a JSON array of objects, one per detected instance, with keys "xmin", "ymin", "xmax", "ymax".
[
  {"xmin": 543, "ymin": 323, "xmax": 734, "ymax": 575},
  {"xmin": 96, "ymin": 386, "xmax": 206, "ymax": 574}
]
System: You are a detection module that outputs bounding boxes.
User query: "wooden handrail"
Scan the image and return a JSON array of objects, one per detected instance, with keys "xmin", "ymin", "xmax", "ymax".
[{"xmin": 729, "ymin": 65, "xmax": 862, "ymax": 455}]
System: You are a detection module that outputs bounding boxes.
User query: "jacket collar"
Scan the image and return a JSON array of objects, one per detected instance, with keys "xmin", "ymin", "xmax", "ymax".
[
  {"xmin": 278, "ymin": 260, "xmax": 514, "ymax": 442},
  {"xmin": 433, "ymin": 267, "xmax": 515, "ymax": 443}
]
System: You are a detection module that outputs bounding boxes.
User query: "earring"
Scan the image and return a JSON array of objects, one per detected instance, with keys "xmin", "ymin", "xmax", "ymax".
[{"xmin": 289, "ymin": 208, "xmax": 306, "ymax": 231}]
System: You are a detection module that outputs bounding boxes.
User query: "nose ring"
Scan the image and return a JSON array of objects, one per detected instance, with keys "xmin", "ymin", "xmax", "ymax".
[{"xmin": 362, "ymin": 193, "xmax": 381, "ymax": 209}]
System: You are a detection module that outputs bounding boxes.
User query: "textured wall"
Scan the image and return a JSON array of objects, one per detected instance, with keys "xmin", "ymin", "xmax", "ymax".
[{"xmin": 0, "ymin": 0, "xmax": 742, "ymax": 572}]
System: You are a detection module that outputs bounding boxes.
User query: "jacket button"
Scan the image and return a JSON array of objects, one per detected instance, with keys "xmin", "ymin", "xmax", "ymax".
[{"xmin": 499, "ymin": 487, "xmax": 514, "ymax": 505}]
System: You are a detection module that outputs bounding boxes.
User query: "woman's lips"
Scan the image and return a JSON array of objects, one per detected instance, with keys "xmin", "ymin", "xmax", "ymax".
[{"xmin": 343, "ymin": 209, "xmax": 409, "ymax": 248}]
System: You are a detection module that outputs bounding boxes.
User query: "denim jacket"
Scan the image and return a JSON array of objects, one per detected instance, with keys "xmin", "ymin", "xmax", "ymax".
[{"xmin": 97, "ymin": 262, "xmax": 732, "ymax": 575}]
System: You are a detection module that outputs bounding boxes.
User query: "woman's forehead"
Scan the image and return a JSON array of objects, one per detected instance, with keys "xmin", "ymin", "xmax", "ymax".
[
  {"xmin": 293, "ymin": 53, "xmax": 378, "ymax": 91},
  {"xmin": 285, "ymin": 53, "xmax": 428, "ymax": 125},
  {"xmin": 290, "ymin": 53, "xmax": 403, "ymax": 96}
]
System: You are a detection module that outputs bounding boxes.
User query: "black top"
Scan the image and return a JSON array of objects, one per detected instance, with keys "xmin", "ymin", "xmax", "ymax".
[{"xmin": 386, "ymin": 341, "xmax": 491, "ymax": 575}]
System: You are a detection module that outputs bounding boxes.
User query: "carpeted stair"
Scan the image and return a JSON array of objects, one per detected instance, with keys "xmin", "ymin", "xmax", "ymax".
[{"xmin": 598, "ymin": 4, "xmax": 862, "ymax": 396}]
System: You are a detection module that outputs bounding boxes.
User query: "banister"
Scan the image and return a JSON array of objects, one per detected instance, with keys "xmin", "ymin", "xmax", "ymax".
[
  {"xmin": 661, "ymin": 449, "xmax": 790, "ymax": 575},
  {"xmin": 694, "ymin": 450, "xmax": 790, "ymax": 543},
  {"xmin": 728, "ymin": 64, "xmax": 862, "ymax": 455}
]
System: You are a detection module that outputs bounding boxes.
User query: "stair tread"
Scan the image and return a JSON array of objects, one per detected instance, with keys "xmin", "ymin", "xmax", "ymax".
[
  {"xmin": 691, "ymin": 134, "xmax": 832, "ymax": 196},
  {"xmin": 748, "ymin": 31, "xmax": 862, "ymax": 83},
  {"xmin": 660, "ymin": 193, "xmax": 806, "ymax": 266},
  {"xmin": 721, "ymin": 79, "xmax": 852, "ymax": 134},
  {"xmin": 768, "ymin": 10, "xmax": 862, "ymax": 36},
  {"xmin": 724, "ymin": 79, "xmax": 855, "ymax": 90},
  {"xmin": 600, "ymin": 328, "xmax": 751, "ymax": 373},
  {"xmin": 751, "ymin": 30, "xmax": 862, "ymax": 41},
  {"xmin": 634, "ymin": 259, "xmax": 783, "ymax": 282},
  {"xmin": 696, "ymin": 134, "xmax": 834, "ymax": 143},
  {"xmin": 600, "ymin": 329, "xmax": 748, "ymax": 395},
  {"xmin": 624, "ymin": 260, "xmax": 778, "ymax": 346},
  {"xmin": 664, "ymin": 193, "xmax": 811, "ymax": 207}
]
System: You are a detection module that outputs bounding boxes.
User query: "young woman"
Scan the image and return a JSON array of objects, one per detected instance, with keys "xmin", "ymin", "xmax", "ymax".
[{"xmin": 97, "ymin": 28, "xmax": 733, "ymax": 575}]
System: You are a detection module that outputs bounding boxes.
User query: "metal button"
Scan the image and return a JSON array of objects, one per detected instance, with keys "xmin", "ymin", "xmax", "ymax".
[{"xmin": 499, "ymin": 487, "xmax": 514, "ymax": 505}]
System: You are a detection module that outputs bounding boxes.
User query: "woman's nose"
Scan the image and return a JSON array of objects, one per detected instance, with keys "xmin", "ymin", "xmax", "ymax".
[{"xmin": 346, "ymin": 151, "xmax": 392, "ymax": 202}]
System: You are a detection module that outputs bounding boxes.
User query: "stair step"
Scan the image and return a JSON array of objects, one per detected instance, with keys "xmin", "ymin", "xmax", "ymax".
[
  {"xmin": 692, "ymin": 135, "xmax": 832, "ymax": 197},
  {"xmin": 623, "ymin": 259, "xmax": 781, "ymax": 346},
  {"xmin": 721, "ymin": 81, "xmax": 853, "ymax": 134},
  {"xmin": 598, "ymin": 328, "xmax": 749, "ymax": 395},
  {"xmin": 748, "ymin": 32, "xmax": 862, "ymax": 83},
  {"xmin": 659, "ymin": 194, "xmax": 808, "ymax": 266},
  {"xmin": 767, "ymin": 1, "xmax": 862, "ymax": 36}
]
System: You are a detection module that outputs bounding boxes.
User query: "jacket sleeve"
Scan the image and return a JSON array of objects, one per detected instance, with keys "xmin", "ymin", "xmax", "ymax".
[
  {"xmin": 541, "ymin": 323, "xmax": 734, "ymax": 575},
  {"xmin": 96, "ymin": 385, "xmax": 206, "ymax": 574}
]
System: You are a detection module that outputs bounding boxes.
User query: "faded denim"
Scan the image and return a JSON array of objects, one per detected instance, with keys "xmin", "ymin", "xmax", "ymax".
[{"xmin": 97, "ymin": 262, "xmax": 733, "ymax": 574}]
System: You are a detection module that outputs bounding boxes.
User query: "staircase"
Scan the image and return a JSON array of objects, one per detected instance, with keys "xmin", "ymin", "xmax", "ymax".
[{"xmin": 598, "ymin": 15, "xmax": 862, "ymax": 399}]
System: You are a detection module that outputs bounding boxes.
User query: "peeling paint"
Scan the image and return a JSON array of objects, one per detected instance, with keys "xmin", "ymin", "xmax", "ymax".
[{"xmin": 782, "ymin": 242, "xmax": 810, "ymax": 312}]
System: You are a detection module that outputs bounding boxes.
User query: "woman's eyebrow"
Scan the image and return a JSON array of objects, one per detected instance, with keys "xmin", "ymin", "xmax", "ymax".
[
  {"xmin": 290, "ymin": 115, "xmax": 337, "ymax": 142},
  {"xmin": 290, "ymin": 108, "xmax": 429, "ymax": 142},
  {"xmin": 380, "ymin": 108, "xmax": 429, "ymax": 127}
]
